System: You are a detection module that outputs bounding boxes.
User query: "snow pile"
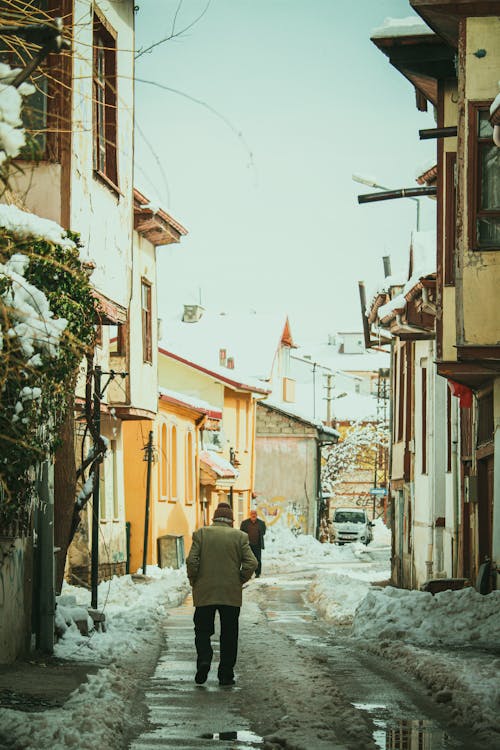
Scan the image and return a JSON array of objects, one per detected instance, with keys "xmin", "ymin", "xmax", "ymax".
[
  {"xmin": 0, "ymin": 567, "xmax": 190, "ymax": 750},
  {"xmin": 353, "ymin": 585, "xmax": 500, "ymax": 648},
  {"xmin": 308, "ymin": 572, "xmax": 385, "ymax": 625},
  {"xmin": 54, "ymin": 566, "xmax": 189, "ymax": 662},
  {"xmin": 0, "ymin": 63, "xmax": 35, "ymax": 167},
  {"xmin": 1, "ymin": 252, "xmax": 68, "ymax": 359},
  {"xmin": 263, "ymin": 519, "xmax": 391, "ymax": 575},
  {"xmin": 0, "ymin": 203, "xmax": 76, "ymax": 249}
]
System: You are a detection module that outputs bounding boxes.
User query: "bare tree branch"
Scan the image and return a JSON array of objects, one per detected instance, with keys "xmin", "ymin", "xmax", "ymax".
[
  {"xmin": 135, "ymin": 77, "xmax": 254, "ymax": 168},
  {"xmin": 135, "ymin": 0, "xmax": 212, "ymax": 60}
]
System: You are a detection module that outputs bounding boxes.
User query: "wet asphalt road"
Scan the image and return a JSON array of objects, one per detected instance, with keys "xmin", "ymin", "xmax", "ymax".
[{"xmin": 128, "ymin": 562, "xmax": 487, "ymax": 750}]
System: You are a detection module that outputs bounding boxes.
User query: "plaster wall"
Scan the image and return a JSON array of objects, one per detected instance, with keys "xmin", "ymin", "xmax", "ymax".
[
  {"xmin": 0, "ymin": 538, "xmax": 31, "ymax": 663},
  {"xmin": 71, "ymin": 0, "xmax": 135, "ymax": 309},
  {"xmin": 460, "ymin": 17, "xmax": 500, "ymax": 344},
  {"xmin": 152, "ymin": 401, "xmax": 198, "ymax": 565},
  {"xmin": 9, "ymin": 163, "xmax": 63, "ymax": 224},
  {"xmin": 107, "ymin": 232, "xmax": 158, "ymax": 412},
  {"xmin": 255, "ymin": 422, "xmax": 317, "ymax": 536},
  {"xmin": 68, "ymin": 415, "xmax": 127, "ymax": 581},
  {"xmin": 158, "ymin": 354, "xmax": 224, "ymax": 408},
  {"xmin": 441, "ymin": 81, "xmax": 458, "ymax": 363}
]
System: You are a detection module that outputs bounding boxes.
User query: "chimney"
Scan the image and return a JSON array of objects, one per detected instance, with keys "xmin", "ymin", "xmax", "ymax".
[
  {"xmin": 227, "ymin": 356, "xmax": 235, "ymax": 370},
  {"xmin": 182, "ymin": 304, "xmax": 204, "ymax": 323},
  {"xmin": 219, "ymin": 348, "xmax": 227, "ymax": 366}
]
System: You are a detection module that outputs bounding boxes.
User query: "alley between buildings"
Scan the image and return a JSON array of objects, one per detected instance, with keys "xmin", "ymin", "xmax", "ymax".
[{"xmin": 128, "ymin": 562, "xmax": 487, "ymax": 750}]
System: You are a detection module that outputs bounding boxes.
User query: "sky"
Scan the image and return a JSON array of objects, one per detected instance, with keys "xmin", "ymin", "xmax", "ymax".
[{"xmin": 134, "ymin": 0, "xmax": 437, "ymax": 344}]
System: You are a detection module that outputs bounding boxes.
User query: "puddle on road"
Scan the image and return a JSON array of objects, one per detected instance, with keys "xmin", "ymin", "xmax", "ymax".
[
  {"xmin": 353, "ymin": 702, "xmax": 454, "ymax": 749},
  {"xmin": 199, "ymin": 729, "xmax": 262, "ymax": 746}
]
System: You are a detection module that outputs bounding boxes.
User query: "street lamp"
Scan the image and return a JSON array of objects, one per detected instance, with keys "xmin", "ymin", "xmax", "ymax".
[{"xmin": 352, "ymin": 173, "xmax": 422, "ymax": 231}]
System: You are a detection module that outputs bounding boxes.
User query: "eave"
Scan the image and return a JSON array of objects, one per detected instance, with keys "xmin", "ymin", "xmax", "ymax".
[
  {"xmin": 133, "ymin": 188, "xmax": 188, "ymax": 247},
  {"xmin": 437, "ymin": 360, "xmax": 499, "ymax": 388},
  {"xmin": 93, "ymin": 290, "xmax": 127, "ymax": 324},
  {"xmin": 371, "ymin": 32, "xmax": 456, "ymax": 106},
  {"xmin": 158, "ymin": 347, "xmax": 271, "ymax": 396},
  {"xmin": 411, "ymin": 1, "xmax": 500, "ymax": 48}
]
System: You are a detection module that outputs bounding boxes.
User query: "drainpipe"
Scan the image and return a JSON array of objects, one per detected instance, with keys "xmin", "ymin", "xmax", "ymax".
[{"xmin": 451, "ymin": 396, "xmax": 460, "ymax": 576}]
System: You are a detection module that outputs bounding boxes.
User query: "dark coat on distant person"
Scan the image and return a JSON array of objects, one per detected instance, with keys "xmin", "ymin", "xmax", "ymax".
[{"xmin": 240, "ymin": 517, "xmax": 266, "ymax": 550}]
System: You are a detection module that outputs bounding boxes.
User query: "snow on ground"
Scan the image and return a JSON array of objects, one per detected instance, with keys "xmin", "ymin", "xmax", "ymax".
[
  {"xmin": 262, "ymin": 522, "xmax": 500, "ymax": 743},
  {"xmin": 0, "ymin": 567, "xmax": 190, "ymax": 750},
  {"xmin": 2, "ymin": 523, "xmax": 499, "ymax": 747},
  {"xmin": 263, "ymin": 519, "xmax": 391, "ymax": 624}
]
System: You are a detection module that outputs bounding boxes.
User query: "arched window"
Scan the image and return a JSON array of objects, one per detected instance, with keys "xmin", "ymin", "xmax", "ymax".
[
  {"xmin": 160, "ymin": 423, "xmax": 167, "ymax": 500},
  {"xmin": 186, "ymin": 431, "xmax": 194, "ymax": 504},
  {"xmin": 171, "ymin": 425, "xmax": 178, "ymax": 499}
]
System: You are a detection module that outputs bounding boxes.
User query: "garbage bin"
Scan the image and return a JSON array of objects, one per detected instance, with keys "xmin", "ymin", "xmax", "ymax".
[{"xmin": 157, "ymin": 534, "xmax": 185, "ymax": 569}]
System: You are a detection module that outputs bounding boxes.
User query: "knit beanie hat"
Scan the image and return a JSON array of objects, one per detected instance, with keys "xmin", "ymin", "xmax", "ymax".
[{"xmin": 213, "ymin": 502, "xmax": 234, "ymax": 524}]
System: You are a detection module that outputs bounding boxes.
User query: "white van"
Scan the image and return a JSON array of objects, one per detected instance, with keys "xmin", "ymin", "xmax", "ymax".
[{"xmin": 331, "ymin": 507, "xmax": 374, "ymax": 545}]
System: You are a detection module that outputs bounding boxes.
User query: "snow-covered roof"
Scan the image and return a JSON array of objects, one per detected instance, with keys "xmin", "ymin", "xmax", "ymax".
[
  {"xmin": 294, "ymin": 343, "xmax": 390, "ymax": 374},
  {"xmin": 371, "ymin": 16, "xmax": 434, "ymax": 39},
  {"xmin": 159, "ymin": 308, "xmax": 291, "ymax": 391},
  {"xmin": 199, "ymin": 449, "xmax": 238, "ymax": 478},
  {"xmin": 158, "ymin": 387, "xmax": 222, "ymax": 418}
]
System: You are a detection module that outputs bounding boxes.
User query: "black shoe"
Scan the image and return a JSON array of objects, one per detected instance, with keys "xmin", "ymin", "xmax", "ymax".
[
  {"xmin": 218, "ymin": 677, "xmax": 235, "ymax": 686},
  {"xmin": 195, "ymin": 663, "xmax": 210, "ymax": 684}
]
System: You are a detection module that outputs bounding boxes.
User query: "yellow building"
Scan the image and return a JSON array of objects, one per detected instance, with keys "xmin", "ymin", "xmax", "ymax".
[{"xmin": 158, "ymin": 325, "xmax": 270, "ymax": 536}]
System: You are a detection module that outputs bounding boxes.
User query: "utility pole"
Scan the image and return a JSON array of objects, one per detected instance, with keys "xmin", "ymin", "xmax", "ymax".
[
  {"xmin": 89, "ymin": 366, "xmax": 127, "ymax": 609},
  {"xmin": 325, "ymin": 373, "xmax": 333, "ymax": 425},
  {"xmin": 91, "ymin": 365, "xmax": 102, "ymax": 610},
  {"xmin": 142, "ymin": 430, "xmax": 154, "ymax": 576},
  {"xmin": 36, "ymin": 460, "xmax": 55, "ymax": 653}
]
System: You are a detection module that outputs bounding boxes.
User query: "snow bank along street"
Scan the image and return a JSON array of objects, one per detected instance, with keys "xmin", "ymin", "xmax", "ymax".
[{"xmin": 0, "ymin": 522, "xmax": 498, "ymax": 749}]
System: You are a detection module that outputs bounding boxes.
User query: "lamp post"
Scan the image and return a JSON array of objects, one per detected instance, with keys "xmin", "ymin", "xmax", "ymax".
[{"xmin": 352, "ymin": 173, "xmax": 421, "ymax": 231}]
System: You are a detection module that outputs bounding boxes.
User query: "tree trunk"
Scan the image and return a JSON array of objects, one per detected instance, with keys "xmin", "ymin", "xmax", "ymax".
[{"xmin": 53, "ymin": 401, "xmax": 77, "ymax": 594}]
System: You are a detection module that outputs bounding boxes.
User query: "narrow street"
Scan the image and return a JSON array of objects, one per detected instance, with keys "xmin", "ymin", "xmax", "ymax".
[{"xmin": 128, "ymin": 561, "xmax": 485, "ymax": 750}]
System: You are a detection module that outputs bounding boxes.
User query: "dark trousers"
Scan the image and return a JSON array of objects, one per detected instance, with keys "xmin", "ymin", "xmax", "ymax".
[
  {"xmin": 193, "ymin": 605, "xmax": 240, "ymax": 679},
  {"xmin": 250, "ymin": 545, "xmax": 262, "ymax": 577}
]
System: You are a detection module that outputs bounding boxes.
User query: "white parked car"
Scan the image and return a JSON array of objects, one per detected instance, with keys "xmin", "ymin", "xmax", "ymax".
[{"xmin": 331, "ymin": 507, "xmax": 374, "ymax": 545}]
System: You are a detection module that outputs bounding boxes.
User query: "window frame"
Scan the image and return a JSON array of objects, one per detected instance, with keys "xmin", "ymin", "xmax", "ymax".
[
  {"xmin": 93, "ymin": 9, "xmax": 119, "ymax": 191},
  {"xmin": 141, "ymin": 278, "xmax": 152, "ymax": 364},
  {"xmin": 170, "ymin": 424, "xmax": 178, "ymax": 501},
  {"xmin": 185, "ymin": 430, "xmax": 194, "ymax": 505},
  {"xmin": 421, "ymin": 366, "xmax": 427, "ymax": 474},
  {"xmin": 444, "ymin": 151, "xmax": 457, "ymax": 284},
  {"xmin": 468, "ymin": 101, "xmax": 500, "ymax": 252}
]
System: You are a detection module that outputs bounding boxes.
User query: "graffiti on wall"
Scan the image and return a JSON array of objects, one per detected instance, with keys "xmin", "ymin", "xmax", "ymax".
[{"xmin": 257, "ymin": 496, "xmax": 307, "ymax": 534}]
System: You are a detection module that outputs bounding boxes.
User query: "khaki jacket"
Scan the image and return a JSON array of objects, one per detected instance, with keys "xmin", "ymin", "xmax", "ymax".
[{"xmin": 186, "ymin": 521, "xmax": 258, "ymax": 607}]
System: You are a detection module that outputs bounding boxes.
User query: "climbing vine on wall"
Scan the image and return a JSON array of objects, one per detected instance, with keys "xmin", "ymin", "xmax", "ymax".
[{"xmin": 0, "ymin": 226, "xmax": 96, "ymax": 533}]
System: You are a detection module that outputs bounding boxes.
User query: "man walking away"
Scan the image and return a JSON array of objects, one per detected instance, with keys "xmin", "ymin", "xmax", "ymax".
[
  {"xmin": 240, "ymin": 509, "xmax": 266, "ymax": 578},
  {"xmin": 186, "ymin": 502, "xmax": 257, "ymax": 687}
]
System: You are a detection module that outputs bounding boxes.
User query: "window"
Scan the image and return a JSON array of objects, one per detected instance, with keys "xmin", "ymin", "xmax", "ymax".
[
  {"xmin": 160, "ymin": 423, "xmax": 168, "ymax": 500},
  {"xmin": 397, "ymin": 347, "xmax": 405, "ymax": 442},
  {"xmin": 421, "ymin": 367, "xmax": 427, "ymax": 474},
  {"xmin": 444, "ymin": 152, "xmax": 457, "ymax": 284},
  {"xmin": 186, "ymin": 431, "xmax": 194, "ymax": 504},
  {"xmin": 111, "ymin": 440, "xmax": 119, "ymax": 519},
  {"xmin": 109, "ymin": 323, "xmax": 126, "ymax": 356},
  {"xmin": 93, "ymin": 11, "xmax": 118, "ymax": 188},
  {"xmin": 171, "ymin": 425, "xmax": 178, "ymax": 499},
  {"xmin": 141, "ymin": 280, "xmax": 152, "ymax": 363},
  {"xmin": 469, "ymin": 103, "xmax": 500, "ymax": 250}
]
